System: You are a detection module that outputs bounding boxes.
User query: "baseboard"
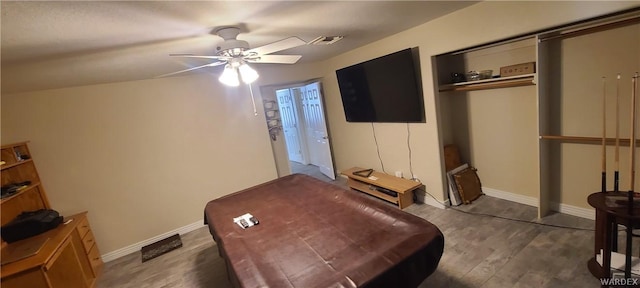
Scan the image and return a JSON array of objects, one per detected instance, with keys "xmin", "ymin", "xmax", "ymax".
[
  {"xmin": 482, "ymin": 187, "xmax": 595, "ymax": 220},
  {"xmin": 549, "ymin": 202, "xmax": 595, "ymax": 220},
  {"xmin": 481, "ymin": 187, "xmax": 538, "ymax": 207},
  {"xmin": 415, "ymin": 190, "xmax": 448, "ymax": 209},
  {"xmin": 101, "ymin": 220, "xmax": 205, "ymax": 263}
]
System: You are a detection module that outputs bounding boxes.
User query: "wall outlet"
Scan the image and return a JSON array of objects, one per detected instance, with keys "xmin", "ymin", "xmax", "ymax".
[{"xmin": 395, "ymin": 171, "xmax": 403, "ymax": 178}]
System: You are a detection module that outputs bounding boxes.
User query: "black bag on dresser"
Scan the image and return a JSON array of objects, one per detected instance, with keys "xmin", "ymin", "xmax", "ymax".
[{"xmin": 1, "ymin": 209, "xmax": 63, "ymax": 243}]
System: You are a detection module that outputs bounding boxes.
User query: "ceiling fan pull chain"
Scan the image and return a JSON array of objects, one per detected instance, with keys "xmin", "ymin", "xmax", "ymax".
[{"xmin": 248, "ymin": 84, "xmax": 258, "ymax": 116}]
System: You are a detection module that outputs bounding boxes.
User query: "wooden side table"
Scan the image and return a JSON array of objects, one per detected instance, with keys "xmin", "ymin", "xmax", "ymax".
[
  {"xmin": 588, "ymin": 192, "xmax": 640, "ymax": 281},
  {"xmin": 341, "ymin": 167, "xmax": 422, "ymax": 209}
]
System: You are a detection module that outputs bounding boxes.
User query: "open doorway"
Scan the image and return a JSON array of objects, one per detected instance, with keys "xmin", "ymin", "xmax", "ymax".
[{"xmin": 264, "ymin": 81, "xmax": 336, "ymax": 182}]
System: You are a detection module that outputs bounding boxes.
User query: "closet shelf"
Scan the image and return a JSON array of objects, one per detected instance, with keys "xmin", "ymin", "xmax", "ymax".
[
  {"xmin": 540, "ymin": 135, "xmax": 640, "ymax": 146},
  {"xmin": 439, "ymin": 74, "xmax": 536, "ymax": 92}
]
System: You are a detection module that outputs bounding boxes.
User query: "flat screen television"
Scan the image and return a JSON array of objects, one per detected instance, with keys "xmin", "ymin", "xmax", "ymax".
[{"xmin": 336, "ymin": 48, "xmax": 424, "ymax": 123}]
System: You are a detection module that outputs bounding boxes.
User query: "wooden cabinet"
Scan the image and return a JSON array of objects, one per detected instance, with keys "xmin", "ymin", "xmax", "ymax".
[
  {"xmin": 1, "ymin": 213, "xmax": 102, "ymax": 288},
  {"xmin": 1, "ymin": 142, "xmax": 102, "ymax": 287},
  {"xmin": 44, "ymin": 237, "xmax": 87, "ymax": 288},
  {"xmin": 75, "ymin": 216, "xmax": 103, "ymax": 280},
  {"xmin": 342, "ymin": 167, "xmax": 422, "ymax": 209}
]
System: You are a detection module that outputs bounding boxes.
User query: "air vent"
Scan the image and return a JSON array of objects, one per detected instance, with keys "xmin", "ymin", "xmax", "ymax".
[{"xmin": 308, "ymin": 36, "xmax": 344, "ymax": 45}]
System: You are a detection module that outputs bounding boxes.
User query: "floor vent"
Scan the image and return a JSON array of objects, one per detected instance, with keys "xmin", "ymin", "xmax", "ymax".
[{"xmin": 141, "ymin": 234, "xmax": 183, "ymax": 262}]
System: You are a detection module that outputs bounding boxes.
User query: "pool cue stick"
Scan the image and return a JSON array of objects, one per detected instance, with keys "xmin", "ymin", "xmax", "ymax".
[
  {"xmin": 611, "ymin": 76, "xmax": 620, "ymax": 253},
  {"xmin": 602, "ymin": 77, "xmax": 607, "ymax": 193},
  {"xmin": 615, "ymin": 74, "xmax": 621, "ymax": 192},
  {"xmin": 626, "ymin": 73, "xmax": 637, "ymax": 279},
  {"xmin": 632, "ymin": 74, "xmax": 638, "ymax": 196}
]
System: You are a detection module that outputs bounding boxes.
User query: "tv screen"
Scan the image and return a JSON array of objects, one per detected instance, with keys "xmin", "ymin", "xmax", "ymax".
[{"xmin": 336, "ymin": 48, "xmax": 424, "ymax": 123}]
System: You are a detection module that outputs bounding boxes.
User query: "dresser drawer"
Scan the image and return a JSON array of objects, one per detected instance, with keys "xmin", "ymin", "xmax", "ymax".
[
  {"xmin": 76, "ymin": 217, "xmax": 91, "ymax": 238},
  {"xmin": 87, "ymin": 243, "xmax": 103, "ymax": 276},
  {"xmin": 81, "ymin": 229, "xmax": 96, "ymax": 253}
]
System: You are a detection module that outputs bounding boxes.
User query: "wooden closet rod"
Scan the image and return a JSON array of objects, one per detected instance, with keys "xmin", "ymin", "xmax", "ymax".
[
  {"xmin": 539, "ymin": 16, "xmax": 640, "ymax": 42},
  {"xmin": 540, "ymin": 135, "xmax": 640, "ymax": 146}
]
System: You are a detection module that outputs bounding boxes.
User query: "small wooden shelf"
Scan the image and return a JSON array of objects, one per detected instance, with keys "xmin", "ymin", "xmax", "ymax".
[
  {"xmin": 1, "ymin": 159, "xmax": 34, "ymax": 171},
  {"xmin": 439, "ymin": 74, "xmax": 536, "ymax": 92},
  {"xmin": 540, "ymin": 135, "xmax": 640, "ymax": 145},
  {"xmin": 341, "ymin": 167, "xmax": 422, "ymax": 209},
  {"xmin": 0, "ymin": 182, "xmax": 41, "ymax": 204},
  {"xmin": 347, "ymin": 179, "xmax": 399, "ymax": 204}
]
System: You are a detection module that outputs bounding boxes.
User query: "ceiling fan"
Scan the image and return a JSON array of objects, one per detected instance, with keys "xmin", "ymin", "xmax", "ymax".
[{"xmin": 161, "ymin": 26, "xmax": 306, "ymax": 86}]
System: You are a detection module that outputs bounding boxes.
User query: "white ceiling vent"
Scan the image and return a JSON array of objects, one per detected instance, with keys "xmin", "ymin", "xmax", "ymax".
[{"xmin": 308, "ymin": 36, "xmax": 344, "ymax": 45}]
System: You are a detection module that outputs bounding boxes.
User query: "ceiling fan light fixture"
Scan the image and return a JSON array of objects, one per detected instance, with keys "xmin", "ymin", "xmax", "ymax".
[
  {"xmin": 239, "ymin": 63, "xmax": 259, "ymax": 84},
  {"xmin": 166, "ymin": 26, "xmax": 304, "ymax": 83},
  {"xmin": 219, "ymin": 64, "xmax": 240, "ymax": 86}
]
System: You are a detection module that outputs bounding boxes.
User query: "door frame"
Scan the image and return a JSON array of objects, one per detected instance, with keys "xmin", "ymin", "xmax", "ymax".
[{"xmin": 260, "ymin": 79, "xmax": 336, "ymax": 178}]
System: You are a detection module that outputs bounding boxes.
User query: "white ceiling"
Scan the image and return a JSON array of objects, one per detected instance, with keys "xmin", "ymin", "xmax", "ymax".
[{"xmin": 1, "ymin": 1, "xmax": 476, "ymax": 93}]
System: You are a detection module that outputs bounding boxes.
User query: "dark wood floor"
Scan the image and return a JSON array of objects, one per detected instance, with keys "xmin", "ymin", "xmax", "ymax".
[{"xmin": 96, "ymin": 165, "xmax": 625, "ymax": 287}]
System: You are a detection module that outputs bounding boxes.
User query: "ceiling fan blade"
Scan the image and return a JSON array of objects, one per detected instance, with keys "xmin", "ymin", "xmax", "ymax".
[
  {"xmin": 156, "ymin": 62, "xmax": 226, "ymax": 78},
  {"xmin": 169, "ymin": 54, "xmax": 231, "ymax": 61},
  {"xmin": 246, "ymin": 37, "xmax": 306, "ymax": 56},
  {"xmin": 246, "ymin": 55, "xmax": 302, "ymax": 64}
]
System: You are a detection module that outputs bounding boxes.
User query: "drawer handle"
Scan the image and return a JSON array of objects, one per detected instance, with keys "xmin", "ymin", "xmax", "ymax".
[{"xmin": 93, "ymin": 257, "xmax": 100, "ymax": 261}]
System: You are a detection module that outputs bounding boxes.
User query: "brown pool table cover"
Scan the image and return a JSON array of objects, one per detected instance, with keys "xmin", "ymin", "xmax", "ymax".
[{"xmin": 204, "ymin": 174, "xmax": 444, "ymax": 288}]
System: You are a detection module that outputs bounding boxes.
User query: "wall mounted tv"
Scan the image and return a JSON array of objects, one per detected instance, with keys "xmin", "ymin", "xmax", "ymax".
[{"xmin": 336, "ymin": 48, "xmax": 425, "ymax": 123}]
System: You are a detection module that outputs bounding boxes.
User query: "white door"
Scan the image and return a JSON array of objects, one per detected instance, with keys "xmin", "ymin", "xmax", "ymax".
[
  {"xmin": 276, "ymin": 89, "xmax": 304, "ymax": 163},
  {"xmin": 302, "ymin": 82, "xmax": 335, "ymax": 180},
  {"xmin": 300, "ymin": 87, "xmax": 320, "ymax": 166},
  {"xmin": 291, "ymin": 87, "xmax": 311, "ymax": 164}
]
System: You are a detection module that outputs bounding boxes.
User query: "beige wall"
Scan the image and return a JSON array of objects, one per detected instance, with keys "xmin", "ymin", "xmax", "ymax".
[
  {"xmin": 554, "ymin": 23, "xmax": 640, "ymax": 207},
  {"xmin": 465, "ymin": 86, "xmax": 540, "ymax": 198},
  {"xmin": 1, "ymin": 74, "xmax": 281, "ymax": 254},
  {"xmin": 0, "ymin": 62, "xmax": 323, "ymax": 255}
]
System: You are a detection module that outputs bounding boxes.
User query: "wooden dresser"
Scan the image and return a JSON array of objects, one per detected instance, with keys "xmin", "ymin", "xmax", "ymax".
[{"xmin": 1, "ymin": 142, "xmax": 102, "ymax": 287}]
